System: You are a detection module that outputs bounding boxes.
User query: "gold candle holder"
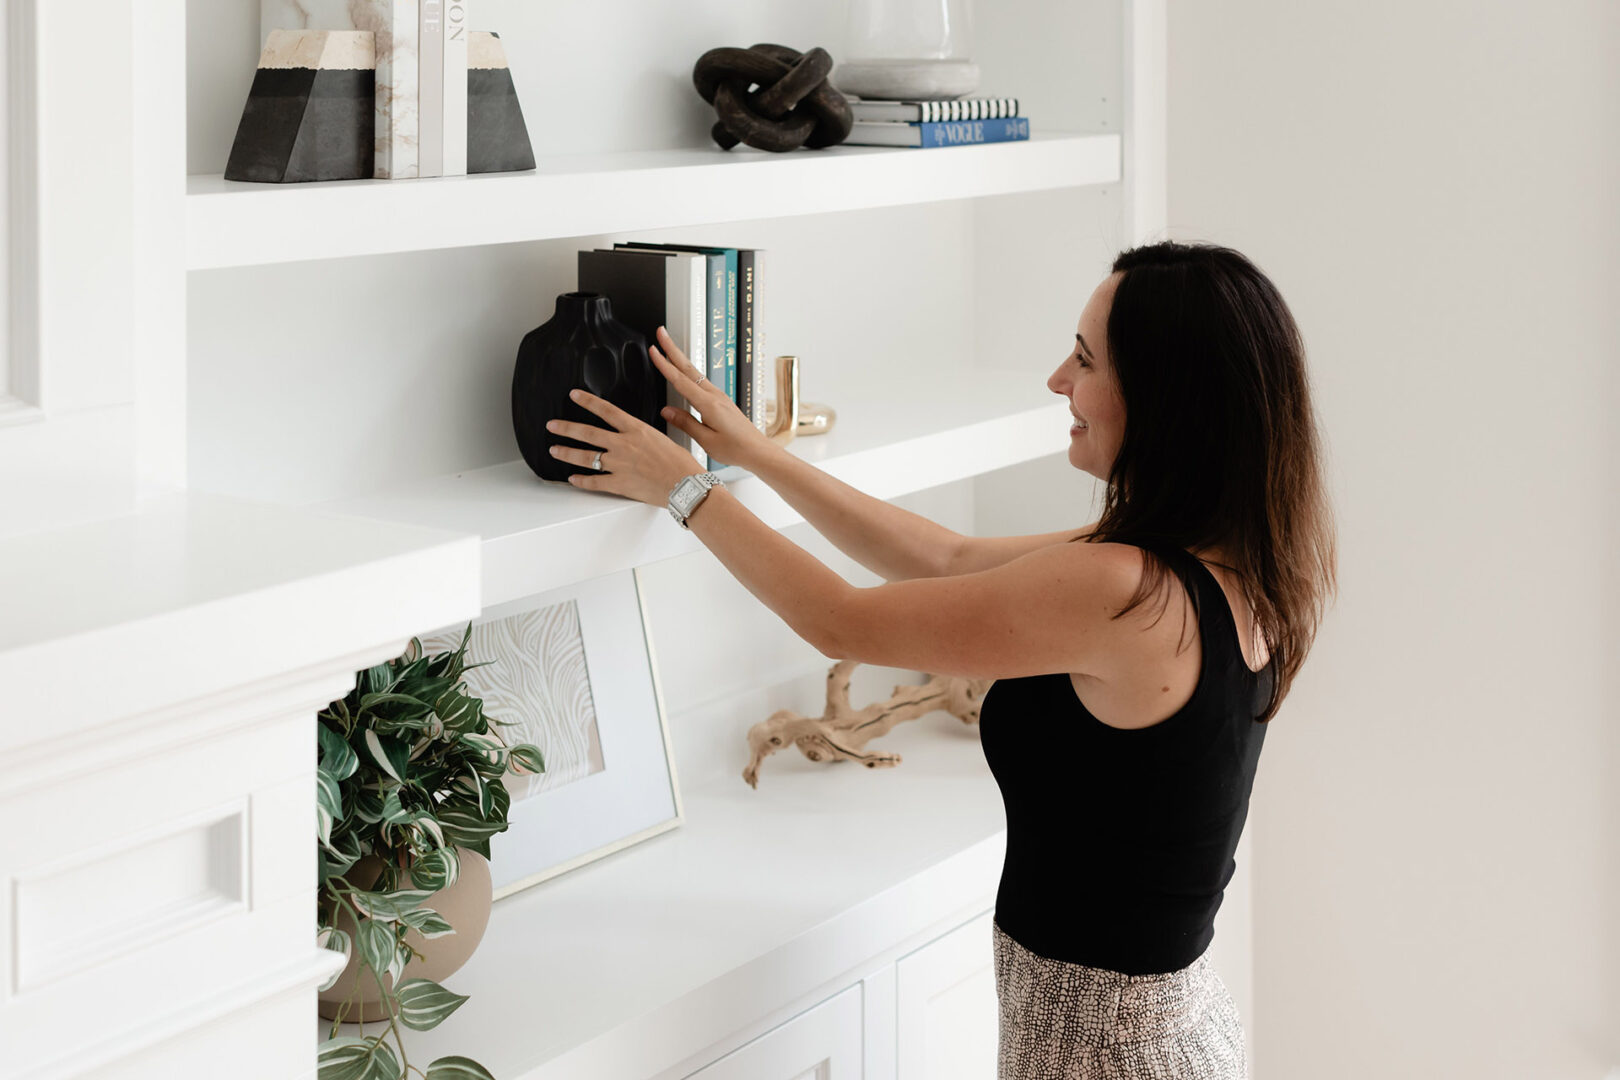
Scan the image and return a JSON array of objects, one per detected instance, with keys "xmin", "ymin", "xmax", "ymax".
[{"xmin": 762, "ymin": 355, "xmax": 837, "ymax": 445}]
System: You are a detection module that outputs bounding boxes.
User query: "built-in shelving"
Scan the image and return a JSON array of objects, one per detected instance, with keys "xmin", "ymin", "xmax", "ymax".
[
  {"xmin": 187, "ymin": 132, "xmax": 1121, "ymax": 269},
  {"xmin": 332, "ymin": 366, "xmax": 1073, "ymax": 608},
  {"xmin": 322, "ymin": 718, "xmax": 1005, "ymax": 1080}
]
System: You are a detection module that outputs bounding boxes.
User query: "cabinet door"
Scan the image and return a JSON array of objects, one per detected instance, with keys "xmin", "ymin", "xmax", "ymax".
[
  {"xmin": 682, "ymin": 982, "xmax": 863, "ymax": 1080},
  {"xmin": 895, "ymin": 910, "xmax": 998, "ymax": 1080}
]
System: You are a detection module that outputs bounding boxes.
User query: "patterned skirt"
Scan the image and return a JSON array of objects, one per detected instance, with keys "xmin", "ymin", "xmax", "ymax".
[{"xmin": 992, "ymin": 918, "xmax": 1247, "ymax": 1079}]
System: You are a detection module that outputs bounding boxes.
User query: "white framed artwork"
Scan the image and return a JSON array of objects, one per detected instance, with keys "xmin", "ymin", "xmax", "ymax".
[{"xmin": 417, "ymin": 566, "xmax": 683, "ymax": 900}]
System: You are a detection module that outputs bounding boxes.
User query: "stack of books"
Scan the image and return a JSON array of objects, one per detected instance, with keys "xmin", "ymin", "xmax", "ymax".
[
  {"xmin": 576, "ymin": 243, "xmax": 769, "ymax": 471},
  {"xmin": 841, "ymin": 96, "xmax": 1028, "ymax": 148}
]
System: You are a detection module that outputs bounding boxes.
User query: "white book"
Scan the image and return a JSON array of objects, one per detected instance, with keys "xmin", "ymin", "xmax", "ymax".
[
  {"xmin": 667, "ymin": 253, "xmax": 709, "ymax": 469},
  {"xmin": 441, "ymin": 0, "xmax": 468, "ymax": 175},
  {"xmin": 374, "ymin": 0, "xmax": 419, "ymax": 178},
  {"xmin": 418, "ymin": 0, "xmax": 444, "ymax": 176},
  {"xmin": 752, "ymin": 249, "xmax": 767, "ymax": 434}
]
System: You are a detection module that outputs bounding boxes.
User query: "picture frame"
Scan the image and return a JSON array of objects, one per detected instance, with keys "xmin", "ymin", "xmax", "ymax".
[{"xmin": 416, "ymin": 565, "xmax": 683, "ymax": 900}]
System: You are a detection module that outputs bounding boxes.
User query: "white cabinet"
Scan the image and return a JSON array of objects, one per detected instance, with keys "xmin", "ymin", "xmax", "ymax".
[
  {"xmin": 896, "ymin": 911, "xmax": 999, "ymax": 1080},
  {"xmin": 682, "ymin": 984, "xmax": 863, "ymax": 1080}
]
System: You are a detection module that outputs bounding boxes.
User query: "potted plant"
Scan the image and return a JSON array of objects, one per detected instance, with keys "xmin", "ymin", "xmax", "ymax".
[{"xmin": 315, "ymin": 626, "xmax": 545, "ymax": 1080}]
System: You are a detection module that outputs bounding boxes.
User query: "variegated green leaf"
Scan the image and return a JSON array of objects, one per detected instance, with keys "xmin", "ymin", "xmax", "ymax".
[
  {"xmin": 436, "ymin": 807, "xmax": 508, "ymax": 845},
  {"xmin": 461, "ymin": 766, "xmax": 491, "ymax": 817},
  {"xmin": 408, "ymin": 846, "xmax": 458, "ymax": 891},
  {"xmin": 423, "ymin": 1056, "xmax": 496, "ymax": 1080},
  {"xmin": 350, "ymin": 888, "xmax": 435, "ymax": 921},
  {"xmin": 350, "ymin": 785, "xmax": 385, "ymax": 824},
  {"xmin": 316, "ymin": 925, "xmax": 352, "ymax": 991},
  {"xmin": 356, "ymin": 918, "xmax": 397, "ymax": 980},
  {"xmin": 316, "ymin": 768, "xmax": 342, "ymax": 846},
  {"xmin": 361, "ymin": 662, "xmax": 395, "ymax": 695},
  {"xmin": 392, "ymin": 977, "xmax": 470, "ymax": 1031},
  {"xmin": 318, "ymin": 723, "xmax": 360, "ymax": 780},
  {"xmin": 363, "ymin": 729, "xmax": 408, "ymax": 784},
  {"xmin": 415, "ymin": 814, "xmax": 446, "ymax": 850},
  {"xmin": 379, "ymin": 788, "xmax": 414, "ymax": 827},
  {"xmin": 399, "ymin": 906, "xmax": 457, "ymax": 939},
  {"xmin": 318, "ymin": 1035, "xmax": 401, "ymax": 1080},
  {"xmin": 507, "ymin": 742, "xmax": 546, "ymax": 776}
]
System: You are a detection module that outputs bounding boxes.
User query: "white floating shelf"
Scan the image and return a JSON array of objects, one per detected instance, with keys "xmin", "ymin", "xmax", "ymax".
[
  {"xmin": 325, "ymin": 717, "xmax": 1005, "ymax": 1080},
  {"xmin": 187, "ymin": 132, "xmax": 1120, "ymax": 269},
  {"xmin": 332, "ymin": 366, "xmax": 1074, "ymax": 610},
  {"xmin": 0, "ymin": 492, "xmax": 480, "ymax": 739}
]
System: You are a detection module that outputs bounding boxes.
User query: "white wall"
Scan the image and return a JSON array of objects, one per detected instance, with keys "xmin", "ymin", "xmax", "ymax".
[{"xmin": 1166, "ymin": 2, "xmax": 1620, "ymax": 1076}]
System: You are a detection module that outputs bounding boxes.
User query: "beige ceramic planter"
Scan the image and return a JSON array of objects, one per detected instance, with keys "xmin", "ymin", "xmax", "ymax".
[{"xmin": 318, "ymin": 846, "xmax": 493, "ymax": 1023}]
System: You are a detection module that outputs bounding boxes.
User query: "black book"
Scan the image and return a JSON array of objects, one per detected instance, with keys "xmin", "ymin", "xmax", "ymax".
[{"xmin": 577, "ymin": 248, "xmax": 710, "ymax": 469}]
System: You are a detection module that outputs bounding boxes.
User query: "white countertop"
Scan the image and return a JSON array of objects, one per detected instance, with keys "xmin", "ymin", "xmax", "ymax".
[{"xmin": 326, "ymin": 715, "xmax": 1007, "ymax": 1080}]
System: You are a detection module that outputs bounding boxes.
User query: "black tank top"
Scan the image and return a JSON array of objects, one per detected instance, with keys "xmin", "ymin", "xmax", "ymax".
[{"xmin": 978, "ymin": 542, "xmax": 1275, "ymax": 975}]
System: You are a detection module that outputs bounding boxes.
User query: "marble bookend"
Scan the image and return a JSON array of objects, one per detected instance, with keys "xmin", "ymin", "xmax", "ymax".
[
  {"xmin": 468, "ymin": 31, "xmax": 536, "ymax": 174},
  {"xmin": 225, "ymin": 30, "xmax": 376, "ymax": 183},
  {"xmin": 262, "ymin": 0, "xmax": 419, "ymax": 179}
]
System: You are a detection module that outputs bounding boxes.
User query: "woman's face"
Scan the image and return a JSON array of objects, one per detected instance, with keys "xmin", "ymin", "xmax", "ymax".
[{"xmin": 1048, "ymin": 273, "xmax": 1126, "ymax": 480}]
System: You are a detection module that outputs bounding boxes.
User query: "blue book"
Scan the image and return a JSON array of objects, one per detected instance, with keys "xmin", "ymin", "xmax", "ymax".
[{"xmin": 842, "ymin": 117, "xmax": 1031, "ymax": 148}]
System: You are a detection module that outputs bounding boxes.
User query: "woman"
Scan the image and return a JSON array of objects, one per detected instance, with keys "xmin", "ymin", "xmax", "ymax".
[{"xmin": 543, "ymin": 240, "xmax": 1337, "ymax": 1078}]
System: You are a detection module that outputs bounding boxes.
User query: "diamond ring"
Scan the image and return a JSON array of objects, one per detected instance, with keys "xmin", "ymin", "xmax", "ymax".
[{"xmin": 591, "ymin": 451, "xmax": 603, "ymax": 470}]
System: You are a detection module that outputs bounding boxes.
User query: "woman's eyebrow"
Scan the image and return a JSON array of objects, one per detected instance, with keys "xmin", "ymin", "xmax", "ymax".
[{"xmin": 1075, "ymin": 333, "xmax": 1094, "ymax": 359}]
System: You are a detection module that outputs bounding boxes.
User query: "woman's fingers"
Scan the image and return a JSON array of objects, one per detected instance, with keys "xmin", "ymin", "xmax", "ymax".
[
  {"xmin": 653, "ymin": 327, "xmax": 710, "ymax": 389},
  {"xmin": 549, "ymin": 441, "xmax": 609, "ymax": 469},
  {"xmin": 546, "ymin": 417, "xmax": 611, "ymax": 446},
  {"xmin": 568, "ymin": 388, "xmax": 636, "ymax": 431}
]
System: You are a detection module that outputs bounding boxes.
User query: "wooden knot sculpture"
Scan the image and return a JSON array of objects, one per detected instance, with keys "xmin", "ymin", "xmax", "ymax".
[
  {"xmin": 693, "ymin": 43, "xmax": 854, "ymax": 153},
  {"xmin": 742, "ymin": 659, "xmax": 994, "ymax": 788}
]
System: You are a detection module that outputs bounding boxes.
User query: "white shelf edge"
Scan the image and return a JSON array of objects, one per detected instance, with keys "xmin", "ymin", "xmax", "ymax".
[
  {"xmin": 187, "ymin": 132, "xmax": 1121, "ymax": 270},
  {"xmin": 331, "ymin": 382, "xmax": 1073, "ymax": 610}
]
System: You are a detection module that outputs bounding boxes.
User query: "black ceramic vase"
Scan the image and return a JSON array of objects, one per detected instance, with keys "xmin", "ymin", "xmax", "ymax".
[{"xmin": 512, "ymin": 292, "xmax": 660, "ymax": 482}]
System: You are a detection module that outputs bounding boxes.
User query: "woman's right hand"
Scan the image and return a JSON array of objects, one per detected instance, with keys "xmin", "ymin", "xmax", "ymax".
[{"xmin": 649, "ymin": 325, "xmax": 777, "ymax": 471}]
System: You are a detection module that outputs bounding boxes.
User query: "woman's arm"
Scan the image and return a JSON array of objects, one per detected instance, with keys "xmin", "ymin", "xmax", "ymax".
[
  {"xmin": 748, "ymin": 441, "xmax": 964, "ymax": 582},
  {"xmin": 643, "ymin": 326, "xmax": 1091, "ymax": 581},
  {"xmin": 551, "ymin": 379, "xmax": 1129, "ymax": 679},
  {"xmin": 680, "ymin": 483, "xmax": 1131, "ymax": 678}
]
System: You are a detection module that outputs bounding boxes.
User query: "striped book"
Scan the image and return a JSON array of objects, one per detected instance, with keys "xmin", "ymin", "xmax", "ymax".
[{"xmin": 849, "ymin": 97, "xmax": 1020, "ymax": 123}]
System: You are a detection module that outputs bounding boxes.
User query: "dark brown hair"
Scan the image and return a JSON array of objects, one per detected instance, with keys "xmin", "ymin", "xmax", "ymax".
[{"xmin": 1070, "ymin": 241, "xmax": 1337, "ymax": 722}]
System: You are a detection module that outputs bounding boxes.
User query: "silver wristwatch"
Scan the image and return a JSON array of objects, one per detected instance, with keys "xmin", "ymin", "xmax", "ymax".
[{"xmin": 667, "ymin": 471, "xmax": 723, "ymax": 529}]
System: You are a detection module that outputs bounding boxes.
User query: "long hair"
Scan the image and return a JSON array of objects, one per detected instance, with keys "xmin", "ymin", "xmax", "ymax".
[{"xmin": 1069, "ymin": 241, "xmax": 1337, "ymax": 722}]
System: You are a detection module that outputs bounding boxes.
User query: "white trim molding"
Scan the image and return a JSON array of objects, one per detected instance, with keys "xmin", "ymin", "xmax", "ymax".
[
  {"xmin": 3, "ymin": 0, "xmax": 40, "ymax": 412},
  {"xmin": 1123, "ymin": 0, "xmax": 1169, "ymax": 245}
]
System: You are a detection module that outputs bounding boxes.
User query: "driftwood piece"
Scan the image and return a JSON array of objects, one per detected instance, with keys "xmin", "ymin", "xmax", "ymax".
[{"xmin": 743, "ymin": 659, "xmax": 993, "ymax": 788}]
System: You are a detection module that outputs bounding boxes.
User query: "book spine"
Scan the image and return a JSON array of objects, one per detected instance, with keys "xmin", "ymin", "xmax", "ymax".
[
  {"xmin": 736, "ymin": 250, "xmax": 755, "ymax": 429},
  {"xmin": 751, "ymin": 249, "xmax": 766, "ymax": 433},
  {"xmin": 682, "ymin": 255, "xmax": 709, "ymax": 469},
  {"xmin": 441, "ymin": 0, "xmax": 468, "ymax": 175},
  {"xmin": 418, "ymin": 0, "xmax": 444, "ymax": 176},
  {"xmin": 374, "ymin": 0, "xmax": 419, "ymax": 178},
  {"xmin": 723, "ymin": 251, "xmax": 737, "ymax": 403},
  {"xmin": 918, "ymin": 117, "xmax": 1030, "ymax": 148},
  {"xmin": 851, "ymin": 97, "xmax": 1021, "ymax": 123},
  {"xmin": 704, "ymin": 254, "xmax": 727, "ymax": 469}
]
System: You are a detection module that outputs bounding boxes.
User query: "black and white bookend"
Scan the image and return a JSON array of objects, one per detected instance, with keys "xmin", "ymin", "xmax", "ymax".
[
  {"xmin": 468, "ymin": 31, "xmax": 535, "ymax": 174},
  {"xmin": 224, "ymin": 30, "xmax": 375, "ymax": 183}
]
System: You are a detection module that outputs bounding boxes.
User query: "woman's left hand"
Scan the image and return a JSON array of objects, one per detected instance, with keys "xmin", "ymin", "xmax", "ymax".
[{"xmin": 544, "ymin": 388, "xmax": 705, "ymax": 508}]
